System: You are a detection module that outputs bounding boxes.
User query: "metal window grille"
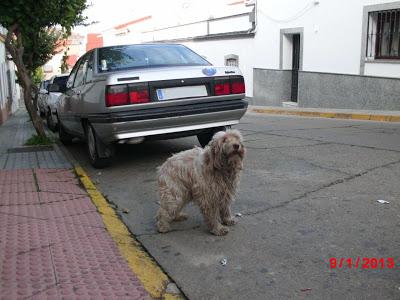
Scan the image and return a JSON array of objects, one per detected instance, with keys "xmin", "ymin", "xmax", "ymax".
[
  {"xmin": 366, "ymin": 9, "xmax": 400, "ymax": 59},
  {"xmin": 226, "ymin": 58, "xmax": 238, "ymax": 67},
  {"xmin": 225, "ymin": 54, "xmax": 239, "ymax": 67}
]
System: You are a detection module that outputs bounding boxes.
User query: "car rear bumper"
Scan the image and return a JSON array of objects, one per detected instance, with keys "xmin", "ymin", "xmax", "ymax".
[{"xmin": 88, "ymin": 99, "xmax": 248, "ymax": 143}]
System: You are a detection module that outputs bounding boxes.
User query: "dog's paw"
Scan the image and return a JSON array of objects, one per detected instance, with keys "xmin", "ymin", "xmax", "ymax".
[
  {"xmin": 210, "ymin": 225, "xmax": 229, "ymax": 236},
  {"xmin": 174, "ymin": 212, "xmax": 188, "ymax": 222},
  {"xmin": 156, "ymin": 222, "xmax": 171, "ymax": 233},
  {"xmin": 223, "ymin": 217, "xmax": 237, "ymax": 226}
]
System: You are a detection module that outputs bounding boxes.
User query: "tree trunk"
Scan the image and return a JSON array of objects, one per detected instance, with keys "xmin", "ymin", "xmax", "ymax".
[
  {"xmin": 23, "ymin": 81, "xmax": 46, "ymax": 137},
  {"xmin": 32, "ymin": 85, "xmax": 39, "ymax": 113},
  {"xmin": 4, "ymin": 25, "xmax": 46, "ymax": 138}
]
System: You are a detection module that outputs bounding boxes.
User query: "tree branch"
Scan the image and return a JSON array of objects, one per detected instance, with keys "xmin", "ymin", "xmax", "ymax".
[{"xmin": 15, "ymin": 30, "xmax": 24, "ymax": 64}]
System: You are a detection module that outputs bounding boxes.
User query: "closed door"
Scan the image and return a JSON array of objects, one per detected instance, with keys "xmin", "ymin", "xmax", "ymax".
[{"xmin": 291, "ymin": 34, "xmax": 300, "ymax": 102}]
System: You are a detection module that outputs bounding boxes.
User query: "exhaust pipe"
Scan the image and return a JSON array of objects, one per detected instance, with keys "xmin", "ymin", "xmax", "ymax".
[{"xmin": 126, "ymin": 137, "xmax": 145, "ymax": 144}]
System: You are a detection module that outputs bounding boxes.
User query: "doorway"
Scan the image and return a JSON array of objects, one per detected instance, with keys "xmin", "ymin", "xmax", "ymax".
[
  {"xmin": 291, "ymin": 34, "xmax": 300, "ymax": 102},
  {"xmin": 280, "ymin": 28, "xmax": 303, "ymax": 104}
]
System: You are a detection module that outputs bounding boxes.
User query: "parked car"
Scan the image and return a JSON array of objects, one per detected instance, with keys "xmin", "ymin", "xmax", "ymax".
[
  {"xmin": 37, "ymin": 79, "xmax": 50, "ymax": 117},
  {"xmin": 56, "ymin": 43, "xmax": 248, "ymax": 168},
  {"xmin": 42, "ymin": 74, "xmax": 69, "ymax": 131}
]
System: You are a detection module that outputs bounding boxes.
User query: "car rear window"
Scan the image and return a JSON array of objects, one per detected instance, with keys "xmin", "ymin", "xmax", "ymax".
[
  {"xmin": 98, "ymin": 44, "xmax": 210, "ymax": 73},
  {"xmin": 53, "ymin": 76, "xmax": 69, "ymax": 87}
]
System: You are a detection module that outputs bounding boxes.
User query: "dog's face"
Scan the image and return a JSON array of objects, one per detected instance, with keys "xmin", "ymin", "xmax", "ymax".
[
  {"xmin": 208, "ymin": 130, "xmax": 245, "ymax": 170},
  {"xmin": 218, "ymin": 130, "xmax": 245, "ymax": 158}
]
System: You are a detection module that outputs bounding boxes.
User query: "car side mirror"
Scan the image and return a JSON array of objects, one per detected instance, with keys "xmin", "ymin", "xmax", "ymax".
[
  {"xmin": 39, "ymin": 88, "xmax": 48, "ymax": 94},
  {"xmin": 48, "ymin": 83, "xmax": 60, "ymax": 93}
]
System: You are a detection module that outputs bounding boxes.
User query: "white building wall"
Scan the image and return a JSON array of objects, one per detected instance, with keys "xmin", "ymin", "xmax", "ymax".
[
  {"xmin": 0, "ymin": 40, "xmax": 5, "ymax": 63},
  {"xmin": 44, "ymin": 52, "xmax": 64, "ymax": 79},
  {"xmin": 100, "ymin": 0, "xmax": 400, "ymax": 98},
  {"xmin": 364, "ymin": 62, "xmax": 400, "ymax": 77},
  {"xmin": 0, "ymin": 26, "xmax": 21, "ymax": 118},
  {"xmin": 255, "ymin": 0, "xmax": 400, "ymax": 75},
  {"xmin": 0, "ymin": 28, "xmax": 7, "ymax": 111},
  {"xmin": 182, "ymin": 38, "xmax": 256, "ymax": 97},
  {"xmin": 177, "ymin": 0, "xmax": 400, "ymax": 97}
]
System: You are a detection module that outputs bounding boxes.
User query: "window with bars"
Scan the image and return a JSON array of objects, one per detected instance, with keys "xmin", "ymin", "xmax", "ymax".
[
  {"xmin": 224, "ymin": 54, "xmax": 239, "ymax": 67},
  {"xmin": 366, "ymin": 9, "xmax": 400, "ymax": 59}
]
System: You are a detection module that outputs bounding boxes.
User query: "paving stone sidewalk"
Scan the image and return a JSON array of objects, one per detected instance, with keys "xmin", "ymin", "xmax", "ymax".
[{"xmin": 0, "ymin": 111, "xmax": 149, "ymax": 299}]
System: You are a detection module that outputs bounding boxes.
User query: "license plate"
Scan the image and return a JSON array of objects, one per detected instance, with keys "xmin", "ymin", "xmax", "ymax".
[{"xmin": 156, "ymin": 85, "xmax": 207, "ymax": 100}]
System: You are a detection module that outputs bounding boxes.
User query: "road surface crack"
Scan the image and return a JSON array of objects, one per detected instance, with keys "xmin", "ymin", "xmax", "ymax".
[{"xmin": 243, "ymin": 159, "xmax": 400, "ymax": 216}]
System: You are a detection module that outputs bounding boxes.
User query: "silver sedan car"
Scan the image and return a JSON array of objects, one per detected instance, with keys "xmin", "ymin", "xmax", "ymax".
[
  {"xmin": 44, "ymin": 74, "xmax": 69, "ymax": 131},
  {"xmin": 56, "ymin": 43, "xmax": 248, "ymax": 168}
]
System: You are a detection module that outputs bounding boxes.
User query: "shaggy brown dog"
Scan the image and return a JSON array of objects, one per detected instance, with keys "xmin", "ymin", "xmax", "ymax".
[{"xmin": 156, "ymin": 129, "xmax": 245, "ymax": 235}]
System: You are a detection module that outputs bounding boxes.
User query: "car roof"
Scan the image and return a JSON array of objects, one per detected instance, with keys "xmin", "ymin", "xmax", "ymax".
[
  {"xmin": 93, "ymin": 43, "xmax": 184, "ymax": 51},
  {"xmin": 54, "ymin": 73, "xmax": 70, "ymax": 78},
  {"xmin": 49, "ymin": 74, "xmax": 69, "ymax": 81}
]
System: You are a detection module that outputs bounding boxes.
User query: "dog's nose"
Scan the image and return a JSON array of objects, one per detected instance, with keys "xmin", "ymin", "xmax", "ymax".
[{"xmin": 233, "ymin": 143, "xmax": 240, "ymax": 151}]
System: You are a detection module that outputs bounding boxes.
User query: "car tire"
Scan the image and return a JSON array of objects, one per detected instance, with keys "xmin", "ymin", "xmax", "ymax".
[
  {"xmin": 86, "ymin": 123, "xmax": 113, "ymax": 168},
  {"xmin": 46, "ymin": 109, "xmax": 57, "ymax": 132},
  {"xmin": 58, "ymin": 117, "xmax": 73, "ymax": 145},
  {"xmin": 197, "ymin": 127, "xmax": 228, "ymax": 148}
]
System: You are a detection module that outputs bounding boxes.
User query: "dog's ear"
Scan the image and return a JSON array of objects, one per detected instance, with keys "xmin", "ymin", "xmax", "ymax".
[
  {"xmin": 209, "ymin": 132, "xmax": 225, "ymax": 170},
  {"xmin": 212, "ymin": 131, "xmax": 226, "ymax": 141}
]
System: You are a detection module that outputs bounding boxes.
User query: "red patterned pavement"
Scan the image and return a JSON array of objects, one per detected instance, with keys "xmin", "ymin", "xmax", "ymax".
[{"xmin": 0, "ymin": 168, "xmax": 150, "ymax": 300}]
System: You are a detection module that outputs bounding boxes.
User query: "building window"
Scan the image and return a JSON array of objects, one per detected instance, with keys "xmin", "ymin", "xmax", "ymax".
[
  {"xmin": 224, "ymin": 54, "xmax": 239, "ymax": 67},
  {"xmin": 366, "ymin": 9, "xmax": 400, "ymax": 59}
]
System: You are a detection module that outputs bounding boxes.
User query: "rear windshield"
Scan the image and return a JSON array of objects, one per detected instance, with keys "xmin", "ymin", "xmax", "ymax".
[
  {"xmin": 53, "ymin": 76, "xmax": 68, "ymax": 88},
  {"xmin": 98, "ymin": 44, "xmax": 210, "ymax": 73}
]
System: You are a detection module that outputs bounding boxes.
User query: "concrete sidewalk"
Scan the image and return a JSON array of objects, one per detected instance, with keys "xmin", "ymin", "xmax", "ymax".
[
  {"xmin": 249, "ymin": 105, "xmax": 400, "ymax": 122},
  {"xmin": 0, "ymin": 111, "xmax": 150, "ymax": 299}
]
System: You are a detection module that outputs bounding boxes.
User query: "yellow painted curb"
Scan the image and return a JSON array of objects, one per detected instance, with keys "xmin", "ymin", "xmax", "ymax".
[
  {"xmin": 74, "ymin": 166, "xmax": 183, "ymax": 300},
  {"xmin": 251, "ymin": 108, "xmax": 400, "ymax": 122}
]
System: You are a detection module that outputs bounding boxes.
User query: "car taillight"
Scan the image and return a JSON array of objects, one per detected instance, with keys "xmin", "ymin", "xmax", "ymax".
[
  {"xmin": 128, "ymin": 83, "xmax": 150, "ymax": 104},
  {"xmin": 231, "ymin": 77, "xmax": 246, "ymax": 94},
  {"xmin": 213, "ymin": 76, "xmax": 245, "ymax": 96},
  {"xmin": 106, "ymin": 83, "xmax": 150, "ymax": 107},
  {"xmin": 106, "ymin": 85, "xmax": 128, "ymax": 107},
  {"xmin": 214, "ymin": 81, "xmax": 230, "ymax": 96}
]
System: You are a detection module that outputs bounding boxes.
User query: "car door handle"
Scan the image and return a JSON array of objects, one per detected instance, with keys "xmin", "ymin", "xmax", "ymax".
[{"xmin": 76, "ymin": 90, "xmax": 81, "ymax": 95}]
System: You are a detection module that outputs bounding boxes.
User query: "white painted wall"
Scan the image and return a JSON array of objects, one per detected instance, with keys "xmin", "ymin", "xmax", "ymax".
[
  {"xmin": 43, "ymin": 39, "xmax": 86, "ymax": 79},
  {"xmin": 0, "ymin": 42, "xmax": 5, "ymax": 64},
  {"xmin": 182, "ymin": 38, "xmax": 256, "ymax": 98},
  {"xmin": 0, "ymin": 26, "xmax": 21, "ymax": 112},
  {"xmin": 184, "ymin": 0, "xmax": 400, "ymax": 96},
  {"xmin": 364, "ymin": 62, "xmax": 400, "ymax": 77},
  {"xmin": 100, "ymin": 0, "xmax": 400, "ymax": 97}
]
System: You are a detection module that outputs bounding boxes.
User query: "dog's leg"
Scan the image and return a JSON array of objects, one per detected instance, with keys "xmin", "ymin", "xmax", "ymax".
[
  {"xmin": 173, "ymin": 201, "xmax": 188, "ymax": 222},
  {"xmin": 220, "ymin": 203, "xmax": 237, "ymax": 226},
  {"xmin": 173, "ymin": 190, "xmax": 189, "ymax": 222},
  {"xmin": 156, "ymin": 187, "xmax": 180, "ymax": 233},
  {"xmin": 199, "ymin": 202, "xmax": 229, "ymax": 236},
  {"xmin": 157, "ymin": 188, "xmax": 187, "ymax": 232},
  {"xmin": 174, "ymin": 211, "xmax": 188, "ymax": 222},
  {"xmin": 156, "ymin": 206, "xmax": 174, "ymax": 233}
]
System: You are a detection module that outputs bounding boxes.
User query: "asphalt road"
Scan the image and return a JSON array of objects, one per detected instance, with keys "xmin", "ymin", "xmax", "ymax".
[{"xmin": 65, "ymin": 112, "xmax": 400, "ymax": 300}]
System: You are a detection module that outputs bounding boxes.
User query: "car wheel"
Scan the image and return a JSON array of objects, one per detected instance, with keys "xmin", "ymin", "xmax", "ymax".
[
  {"xmin": 46, "ymin": 109, "xmax": 57, "ymax": 132},
  {"xmin": 197, "ymin": 127, "xmax": 228, "ymax": 147},
  {"xmin": 58, "ymin": 117, "xmax": 73, "ymax": 145},
  {"xmin": 86, "ymin": 123, "xmax": 113, "ymax": 168}
]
